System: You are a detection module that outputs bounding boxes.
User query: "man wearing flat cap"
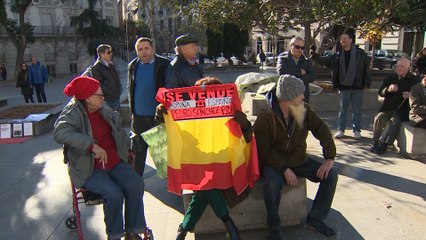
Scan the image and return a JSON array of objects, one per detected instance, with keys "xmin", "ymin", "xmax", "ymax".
[
  {"xmin": 253, "ymin": 75, "xmax": 338, "ymax": 240},
  {"xmin": 165, "ymin": 34, "xmax": 204, "ymax": 88}
]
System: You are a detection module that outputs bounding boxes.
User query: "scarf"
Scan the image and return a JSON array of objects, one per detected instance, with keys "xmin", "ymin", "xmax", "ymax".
[{"xmin": 339, "ymin": 44, "xmax": 357, "ymax": 86}]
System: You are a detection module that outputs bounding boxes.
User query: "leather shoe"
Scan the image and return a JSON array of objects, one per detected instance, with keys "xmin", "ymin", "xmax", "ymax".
[
  {"xmin": 124, "ymin": 233, "xmax": 142, "ymax": 240},
  {"xmin": 306, "ymin": 216, "xmax": 336, "ymax": 238}
]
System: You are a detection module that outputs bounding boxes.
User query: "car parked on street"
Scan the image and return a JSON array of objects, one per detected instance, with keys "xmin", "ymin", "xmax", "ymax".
[{"xmin": 368, "ymin": 49, "xmax": 410, "ymax": 70}]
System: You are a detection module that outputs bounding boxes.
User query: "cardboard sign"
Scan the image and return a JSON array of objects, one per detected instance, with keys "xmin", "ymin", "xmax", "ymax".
[
  {"xmin": 159, "ymin": 84, "xmax": 239, "ymax": 121},
  {"xmin": 12, "ymin": 123, "xmax": 23, "ymax": 137},
  {"xmin": 23, "ymin": 122, "xmax": 33, "ymax": 136},
  {"xmin": 0, "ymin": 123, "xmax": 11, "ymax": 139}
]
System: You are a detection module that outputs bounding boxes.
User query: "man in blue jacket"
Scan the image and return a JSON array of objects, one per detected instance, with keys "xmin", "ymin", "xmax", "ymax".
[{"xmin": 28, "ymin": 56, "xmax": 48, "ymax": 102}]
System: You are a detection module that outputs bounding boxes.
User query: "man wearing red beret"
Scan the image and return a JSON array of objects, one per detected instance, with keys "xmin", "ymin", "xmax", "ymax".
[{"xmin": 54, "ymin": 76, "xmax": 148, "ymax": 240}]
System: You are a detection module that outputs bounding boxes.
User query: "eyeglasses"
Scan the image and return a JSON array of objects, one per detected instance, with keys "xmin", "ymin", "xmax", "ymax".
[{"xmin": 293, "ymin": 45, "xmax": 305, "ymax": 50}]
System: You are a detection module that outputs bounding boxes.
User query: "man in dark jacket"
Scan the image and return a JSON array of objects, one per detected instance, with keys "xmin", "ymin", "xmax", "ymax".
[
  {"xmin": 371, "ymin": 58, "xmax": 419, "ymax": 154},
  {"xmin": 277, "ymin": 37, "xmax": 315, "ymax": 103},
  {"xmin": 254, "ymin": 75, "xmax": 338, "ymax": 240},
  {"xmin": 92, "ymin": 44, "xmax": 123, "ymax": 111},
  {"xmin": 318, "ymin": 32, "xmax": 371, "ymax": 139},
  {"xmin": 127, "ymin": 37, "xmax": 170, "ymax": 176},
  {"xmin": 165, "ymin": 34, "xmax": 204, "ymax": 88},
  {"xmin": 409, "ymin": 75, "xmax": 426, "ymax": 128}
]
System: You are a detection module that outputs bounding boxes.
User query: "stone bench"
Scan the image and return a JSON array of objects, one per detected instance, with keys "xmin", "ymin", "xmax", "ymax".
[
  {"xmin": 0, "ymin": 98, "xmax": 7, "ymax": 107},
  {"xmin": 397, "ymin": 122, "xmax": 426, "ymax": 159},
  {"xmin": 182, "ymin": 178, "xmax": 307, "ymax": 235},
  {"xmin": 242, "ymin": 89, "xmax": 380, "ymax": 115}
]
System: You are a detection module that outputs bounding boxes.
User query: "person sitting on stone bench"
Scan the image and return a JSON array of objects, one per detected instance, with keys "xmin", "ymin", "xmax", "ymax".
[
  {"xmin": 409, "ymin": 75, "xmax": 426, "ymax": 128},
  {"xmin": 370, "ymin": 58, "xmax": 420, "ymax": 155},
  {"xmin": 253, "ymin": 74, "xmax": 338, "ymax": 240}
]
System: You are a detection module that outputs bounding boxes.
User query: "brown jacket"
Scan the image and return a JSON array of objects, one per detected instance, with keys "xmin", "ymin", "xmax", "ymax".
[
  {"xmin": 409, "ymin": 83, "xmax": 426, "ymax": 124},
  {"xmin": 254, "ymin": 101, "xmax": 336, "ymax": 172}
]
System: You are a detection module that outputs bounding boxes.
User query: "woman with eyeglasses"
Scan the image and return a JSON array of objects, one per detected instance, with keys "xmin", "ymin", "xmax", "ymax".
[
  {"xmin": 16, "ymin": 63, "xmax": 34, "ymax": 103},
  {"xmin": 54, "ymin": 76, "xmax": 149, "ymax": 240}
]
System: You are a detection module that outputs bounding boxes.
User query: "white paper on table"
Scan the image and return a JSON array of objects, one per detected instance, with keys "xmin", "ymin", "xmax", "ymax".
[
  {"xmin": 23, "ymin": 122, "xmax": 33, "ymax": 136},
  {"xmin": 0, "ymin": 124, "xmax": 12, "ymax": 139},
  {"xmin": 12, "ymin": 123, "xmax": 23, "ymax": 137}
]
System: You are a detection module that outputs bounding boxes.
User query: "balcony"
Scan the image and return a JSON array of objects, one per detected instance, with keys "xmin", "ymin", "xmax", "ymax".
[{"xmin": 33, "ymin": 26, "xmax": 75, "ymax": 36}]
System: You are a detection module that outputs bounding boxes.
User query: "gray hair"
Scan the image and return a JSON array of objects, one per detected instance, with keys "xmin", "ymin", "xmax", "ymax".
[{"xmin": 289, "ymin": 37, "xmax": 305, "ymax": 47}]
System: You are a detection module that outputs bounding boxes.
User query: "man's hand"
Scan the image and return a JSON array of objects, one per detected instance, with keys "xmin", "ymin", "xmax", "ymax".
[
  {"xmin": 92, "ymin": 143, "xmax": 108, "ymax": 168},
  {"xmin": 300, "ymin": 69, "xmax": 306, "ymax": 76},
  {"xmin": 155, "ymin": 104, "xmax": 168, "ymax": 122},
  {"xmin": 402, "ymin": 91, "xmax": 410, "ymax": 99},
  {"xmin": 283, "ymin": 168, "xmax": 298, "ymax": 187},
  {"xmin": 388, "ymin": 84, "xmax": 398, "ymax": 92},
  {"xmin": 233, "ymin": 110, "xmax": 251, "ymax": 130},
  {"xmin": 317, "ymin": 159, "xmax": 334, "ymax": 180}
]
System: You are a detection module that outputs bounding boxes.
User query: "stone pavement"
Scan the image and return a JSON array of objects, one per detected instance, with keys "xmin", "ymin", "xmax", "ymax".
[{"xmin": 0, "ymin": 63, "xmax": 425, "ymax": 240}]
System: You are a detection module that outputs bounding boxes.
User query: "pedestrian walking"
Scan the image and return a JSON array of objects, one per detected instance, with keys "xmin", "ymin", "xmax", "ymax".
[{"xmin": 0, "ymin": 64, "xmax": 7, "ymax": 81}]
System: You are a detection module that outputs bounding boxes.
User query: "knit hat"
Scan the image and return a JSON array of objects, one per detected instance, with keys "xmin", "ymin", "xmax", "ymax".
[
  {"xmin": 64, "ymin": 76, "xmax": 100, "ymax": 100},
  {"xmin": 276, "ymin": 74, "xmax": 305, "ymax": 101}
]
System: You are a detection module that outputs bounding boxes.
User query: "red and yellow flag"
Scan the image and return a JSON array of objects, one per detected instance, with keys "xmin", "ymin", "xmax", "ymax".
[{"xmin": 156, "ymin": 84, "xmax": 259, "ymax": 195}]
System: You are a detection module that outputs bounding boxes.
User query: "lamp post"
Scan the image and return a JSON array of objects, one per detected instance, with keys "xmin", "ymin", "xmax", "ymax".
[{"xmin": 126, "ymin": 15, "xmax": 129, "ymax": 62}]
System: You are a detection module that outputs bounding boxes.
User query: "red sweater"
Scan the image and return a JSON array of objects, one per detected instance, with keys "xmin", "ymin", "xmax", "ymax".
[{"xmin": 88, "ymin": 110, "xmax": 120, "ymax": 170}]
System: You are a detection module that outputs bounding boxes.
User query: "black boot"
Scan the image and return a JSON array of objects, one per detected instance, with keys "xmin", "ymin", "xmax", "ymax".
[
  {"xmin": 370, "ymin": 141, "xmax": 379, "ymax": 153},
  {"xmin": 176, "ymin": 223, "xmax": 187, "ymax": 240},
  {"xmin": 375, "ymin": 143, "xmax": 388, "ymax": 155},
  {"xmin": 223, "ymin": 218, "xmax": 241, "ymax": 240}
]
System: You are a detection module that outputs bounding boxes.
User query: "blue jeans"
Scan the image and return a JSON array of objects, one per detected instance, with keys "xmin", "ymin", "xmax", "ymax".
[
  {"xmin": 105, "ymin": 99, "xmax": 121, "ymax": 112},
  {"xmin": 83, "ymin": 162, "xmax": 146, "ymax": 239},
  {"xmin": 338, "ymin": 89, "xmax": 364, "ymax": 132},
  {"xmin": 262, "ymin": 158, "xmax": 338, "ymax": 230}
]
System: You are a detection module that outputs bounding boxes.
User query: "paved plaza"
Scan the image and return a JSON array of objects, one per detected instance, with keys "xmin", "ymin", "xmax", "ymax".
[{"xmin": 0, "ymin": 62, "xmax": 425, "ymax": 240}]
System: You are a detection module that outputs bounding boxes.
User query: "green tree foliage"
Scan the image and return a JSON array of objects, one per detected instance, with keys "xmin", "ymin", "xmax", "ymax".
[{"xmin": 0, "ymin": 0, "xmax": 34, "ymax": 80}]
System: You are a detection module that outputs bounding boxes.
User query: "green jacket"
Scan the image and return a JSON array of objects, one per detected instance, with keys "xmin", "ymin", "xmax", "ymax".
[
  {"xmin": 53, "ymin": 98, "xmax": 130, "ymax": 188},
  {"xmin": 253, "ymin": 90, "xmax": 336, "ymax": 172}
]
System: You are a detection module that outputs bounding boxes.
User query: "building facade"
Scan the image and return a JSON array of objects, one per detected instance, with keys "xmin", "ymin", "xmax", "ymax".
[{"xmin": 0, "ymin": 0, "xmax": 119, "ymax": 78}]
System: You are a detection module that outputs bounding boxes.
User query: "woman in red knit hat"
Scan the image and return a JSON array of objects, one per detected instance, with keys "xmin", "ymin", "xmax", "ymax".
[{"xmin": 54, "ymin": 76, "xmax": 148, "ymax": 240}]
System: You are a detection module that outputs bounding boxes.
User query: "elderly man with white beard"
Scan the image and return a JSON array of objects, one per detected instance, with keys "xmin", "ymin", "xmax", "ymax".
[{"xmin": 253, "ymin": 74, "xmax": 338, "ymax": 240}]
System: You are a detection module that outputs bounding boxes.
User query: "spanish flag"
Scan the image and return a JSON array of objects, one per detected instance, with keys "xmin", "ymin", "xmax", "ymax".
[{"xmin": 157, "ymin": 84, "xmax": 259, "ymax": 196}]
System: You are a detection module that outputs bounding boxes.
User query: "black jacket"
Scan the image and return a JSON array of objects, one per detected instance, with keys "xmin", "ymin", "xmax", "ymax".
[
  {"xmin": 91, "ymin": 60, "xmax": 122, "ymax": 100},
  {"xmin": 127, "ymin": 55, "xmax": 170, "ymax": 115},
  {"xmin": 277, "ymin": 52, "xmax": 315, "ymax": 85},
  {"xmin": 378, "ymin": 72, "xmax": 420, "ymax": 119},
  {"xmin": 317, "ymin": 47, "xmax": 371, "ymax": 90},
  {"xmin": 165, "ymin": 55, "xmax": 204, "ymax": 88}
]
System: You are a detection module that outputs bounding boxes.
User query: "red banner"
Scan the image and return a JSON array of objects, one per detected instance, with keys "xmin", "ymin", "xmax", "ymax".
[{"xmin": 156, "ymin": 84, "xmax": 241, "ymax": 120}]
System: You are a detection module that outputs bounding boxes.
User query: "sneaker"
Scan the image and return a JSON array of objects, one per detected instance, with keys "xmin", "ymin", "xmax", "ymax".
[
  {"xmin": 124, "ymin": 233, "xmax": 142, "ymax": 240},
  {"xmin": 334, "ymin": 130, "xmax": 344, "ymax": 139},
  {"xmin": 306, "ymin": 216, "xmax": 336, "ymax": 238},
  {"xmin": 353, "ymin": 131, "xmax": 362, "ymax": 139},
  {"xmin": 374, "ymin": 143, "xmax": 388, "ymax": 155}
]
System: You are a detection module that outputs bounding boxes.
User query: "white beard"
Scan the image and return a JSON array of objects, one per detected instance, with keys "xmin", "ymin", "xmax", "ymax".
[{"xmin": 289, "ymin": 103, "xmax": 306, "ymax": 128}]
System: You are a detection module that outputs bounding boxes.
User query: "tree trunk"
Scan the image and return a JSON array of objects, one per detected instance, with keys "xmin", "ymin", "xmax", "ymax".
[
  {"xmin": 14, "ymin": 10, "xmax": 28, "ymax": 82},
  {"xmin": 147, "ymin": 0, "xmax": 156, "ymax": 49},
  {"xmin": 370, "ymin": 43, "xmax": 375, "ymax": 70},
  {"xmin": 303, "ymin": 22, "xmax": 312, "ymax": 56},
  {"xmin": 411, "ymin": 28, "xmax": 418, "ymax": 72}
]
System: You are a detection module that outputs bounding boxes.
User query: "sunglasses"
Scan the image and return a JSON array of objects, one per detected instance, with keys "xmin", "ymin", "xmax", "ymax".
[{"xmin": 293, "ymin": 45, "xmax": 305, "ymax": 50}]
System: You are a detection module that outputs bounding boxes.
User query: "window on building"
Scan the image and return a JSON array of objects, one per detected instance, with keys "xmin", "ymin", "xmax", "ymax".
[
  {"xmin": 46, "ymin": 65, "xmax": 56, "ymax": 78},
  {"xmin": 158, "ymin": 8, "xmax": 163, "ymax": 15},
  {"xmin": 168, "ymin": 18, "xmax": 172, "ymax": 32},
  {"xmin": 256, "ymin": 37, "xmax": 263, "ymax": 54},
  {"xmin": 69, "ymin": 63, "xmax": 78, "ymax": 74},
  {"xmin": 160, "ymin": 20, "xmax": 164, "ymax": 30}
]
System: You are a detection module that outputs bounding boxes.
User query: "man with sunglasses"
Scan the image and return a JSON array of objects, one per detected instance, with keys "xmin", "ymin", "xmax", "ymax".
[
  {"xmin": 277, "ymin": 37, "xmax": 315, "ymax": 103},
  {"xmin": 92, "ymin": 44, "xmax": 123, "ymax": 112}
]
